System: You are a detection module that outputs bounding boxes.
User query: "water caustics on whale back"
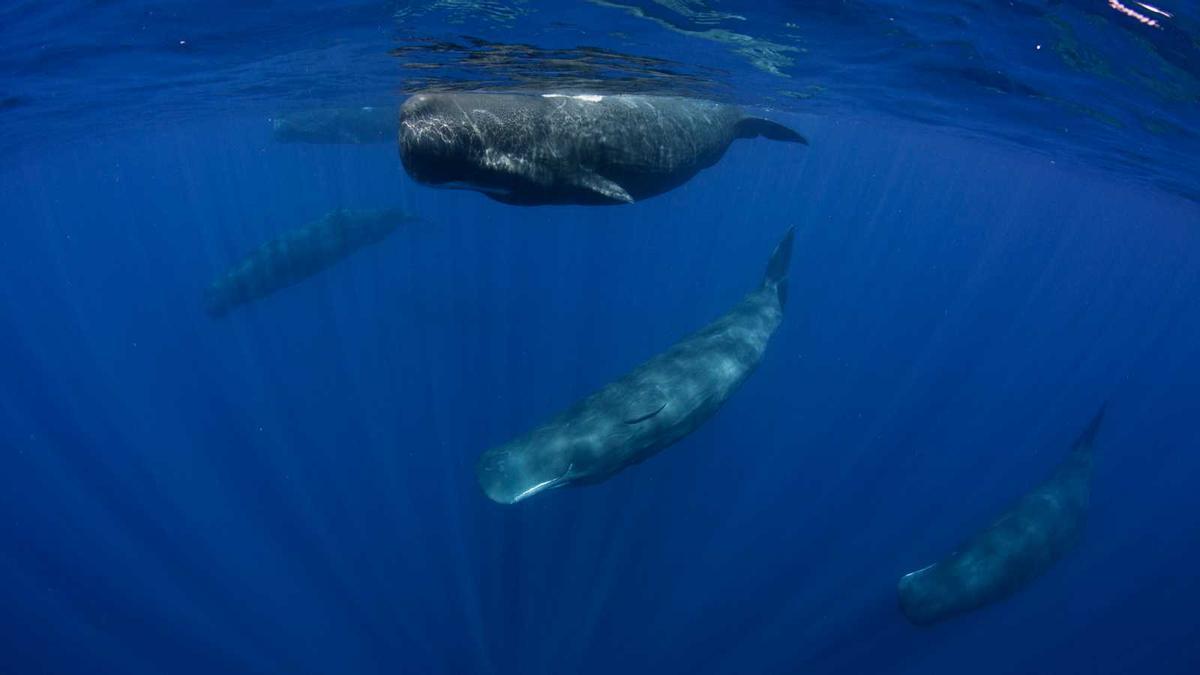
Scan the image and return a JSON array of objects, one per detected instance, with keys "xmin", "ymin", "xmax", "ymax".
[
  {"xmin": 397, "ymin": 91, "xmax": 807, "ymax": 206},
  {"xmin": 897, "ymin": 406, "xmax": 1107, "ymax": 626},
  {"xmin": 203, "ymin": 209, "xmax": 415, "ymax": 317},
  {"xmin": 475, "ymin": 227, "xmax": 795, "ymax": 504}
]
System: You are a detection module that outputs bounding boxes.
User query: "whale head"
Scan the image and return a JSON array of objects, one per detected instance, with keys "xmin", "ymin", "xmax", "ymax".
[
  {"xmin": 398, "ymin": 93, "xmax": 514, "ymax": 192},
  {"xmin": 475, "ymin": 431, "xmax": 578, "ymax": 505}
]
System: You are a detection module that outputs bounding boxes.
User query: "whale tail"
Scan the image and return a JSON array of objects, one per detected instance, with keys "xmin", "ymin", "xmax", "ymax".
[
  {"xmin": 736, "ymin": 117, "xmax": 809, "ymax": 144},
  {"xmin": 763, "ymin": 227, "xmax": 796, "ymax": 307},
  {"xmin": 1073, "ymin": 403, "xmax": 1107, "ymax": 452}
]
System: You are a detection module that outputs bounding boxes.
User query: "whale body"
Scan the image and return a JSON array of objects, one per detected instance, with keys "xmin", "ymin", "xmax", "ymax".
[
  {"xmin": 475, "ymin": 228, "xmax": 795, "ymax": 504},
  {"xmin": 897, "ymin": 407, "xmax": 1107, "ymax": 625},
  {"xmin": 204, "ymin": 209, "xmax": 413, "ymax": 317},
  {"xmin": 272, "ymin": 106, "xmax": 397, "ymax": 144},
  {"xmin": 399, "ymin": 91, "xmax": 807, "ymax": 205}
]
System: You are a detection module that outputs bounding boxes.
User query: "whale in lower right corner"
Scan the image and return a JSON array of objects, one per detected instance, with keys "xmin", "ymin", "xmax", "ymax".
[{"xmin": 897, "ymin": 406, "xmax": 1107, "ymax": 626}]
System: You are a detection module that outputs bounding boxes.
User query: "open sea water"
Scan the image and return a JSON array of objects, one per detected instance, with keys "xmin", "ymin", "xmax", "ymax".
[{"xmin": 1, "ymin": 2, "xmax": 1198, "ymax": 674}]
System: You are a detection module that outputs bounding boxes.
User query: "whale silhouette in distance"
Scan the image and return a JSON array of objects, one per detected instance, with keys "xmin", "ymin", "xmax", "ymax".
[
  {"xmin": 204, "ymin": 209, "xmax": 414, "ymax": 317},
  {"xmin": 272, "ymin": 106, "xmax": 397, "ymax": 144},
  {"xmin": 897, "ymin": 406, "xmax": 1107, "ymax": 626}
]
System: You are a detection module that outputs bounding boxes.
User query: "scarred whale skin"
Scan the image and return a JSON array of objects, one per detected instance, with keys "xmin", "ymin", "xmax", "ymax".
[
  {"xmin": 398, "ymin": 91, "xmax": 807, "ymax": 205},
  {"xmin": 203, "ymin": 209, "xmax": 413, "ymax": 317},
  {"xmin": 476, "ymin": 228, "xmax": 795, "ymax": 504},
  {"xmin": 897, "ymin": 407, "xmax": 1107, "ymax": 625}
]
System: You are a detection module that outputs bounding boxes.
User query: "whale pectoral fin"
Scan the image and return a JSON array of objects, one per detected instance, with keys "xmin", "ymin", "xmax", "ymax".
[
  {"xmin": 623, "ymin": 383, "xmax": 668, "ymax": 424},
  {"xmin": 736, "ymin": 117, "xmax": 808, "ymax": 144},
  {"xmin": 625, "ymin": 402, "xmax": 666, "ymax": 425},
  {"xmin": 576, "ymin": 172, "xmax": 634, "ymax": 204}
]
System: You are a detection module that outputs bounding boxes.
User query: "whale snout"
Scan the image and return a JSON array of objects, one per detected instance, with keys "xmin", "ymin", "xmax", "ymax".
[
  {"xmin": 399, "ymin": 92, "xmax": 437, "ymax": 119},
  {"xmin": 475, "ymin": 450, "xmax": 524, "ymax": 505},
  {"xmin": 399, "ymin": 92, "xmax": 460, "ymax": 128},
  {"xmin": 397, "ymin": 130, "xmax": 450, "ymax": 185},
  {"xmin": 398, "ymin": 93, "xmax": 477, "ymax": 185},
  {"xmin": 475, "ymin": 443, "xmax": 572, "ymax": 505}
]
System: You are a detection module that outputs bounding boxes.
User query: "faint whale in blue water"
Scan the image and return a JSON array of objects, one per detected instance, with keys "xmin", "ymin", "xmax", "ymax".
[
  {"xmin": 399, "ymin": 91, "xmax": 807, "ymax": 205},
  {"xmin": 897, "ymin": 406, "xmax": 1107, "ymax": 625},
  {"xmin": 272, "ymin": 106, "xmax": 397, "ymax": 144},
  {"xmin": 204, "ymin": 209, "xmax": 414, "ymax": 317},
  {"xmin": 476, "ymin": 228, "xmax": 795, "ymax": 504}
]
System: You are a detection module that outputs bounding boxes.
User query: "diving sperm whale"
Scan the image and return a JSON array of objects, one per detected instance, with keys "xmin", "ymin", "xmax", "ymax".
[
  {"xmin": 203, "ymin": 209, "xmax": 413, "ymax": 317},
  {"xmin": 398, "ymin": 91, "xmax": 807, "ymax": 205},
  {"xmin": 475, "ymin": 228, "xmax": 795, "ymax": 504},
  {"xmin": 897, "ymin": 406, "xmax": 1107, "ymax": 625}
]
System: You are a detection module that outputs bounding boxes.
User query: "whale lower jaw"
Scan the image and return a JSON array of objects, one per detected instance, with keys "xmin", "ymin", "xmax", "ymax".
[
  {"xmin": 508, "ymin": 478, "xmax": 563, "ymax": 503},
  {"xmin": 902, "ymin": 563, "xmax": 936, "ymax": 580},
  {"xmin": 504, "ymin": 464, "xmax": 575, "ymax": 504}
]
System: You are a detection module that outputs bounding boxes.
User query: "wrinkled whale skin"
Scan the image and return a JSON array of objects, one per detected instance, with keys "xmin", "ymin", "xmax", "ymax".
[
  {"xmin": 476, "ymin": 228, "xmax": 796, "ymax": 504},
  {"xmin": 399, "ymin": 91, "xmax": 807, "ymax": 205}
]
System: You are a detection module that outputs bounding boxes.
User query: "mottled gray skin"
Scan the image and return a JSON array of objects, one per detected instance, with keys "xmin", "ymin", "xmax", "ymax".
[
  {"xmin": 898, "ymin": 407, "xmax": 1107, "ymax": 625},
  {"xmin": 204, "ymin": 209, "xmax": 412, "ymax": 317},
  {"xmin": 399, "ymin": 92, "xmax": 807, "ymax": 205},
  {"xmin": 476, "ymin": 229, "xmax": 795, "ymax": 504},
  {"xmin": 272, "ymin": 106, "xmax": 397, "ymax": 144}
]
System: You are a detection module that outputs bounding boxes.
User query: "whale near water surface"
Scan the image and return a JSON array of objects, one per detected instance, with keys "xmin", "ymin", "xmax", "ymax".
[{"xmin": 398, "ymin": 91, "xmax": 807, "ymax": 206}]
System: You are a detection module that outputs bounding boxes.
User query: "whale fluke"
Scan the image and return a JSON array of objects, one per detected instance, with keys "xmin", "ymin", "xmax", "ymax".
[
  {"xmin": 764, "ymin": 226, "xmax": 796, "ymax": 308},
  {"xmin": 1073, "ymin": 403, "xmax": 1107, "ymax": 451},
  {"xmin": 735, "ymin": 117, "xmax": 808, "ymax": 144}
]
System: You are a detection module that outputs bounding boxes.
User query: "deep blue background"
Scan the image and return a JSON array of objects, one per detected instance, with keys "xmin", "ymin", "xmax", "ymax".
[{"xmin": 2, "ymin": 106, "xmax": 1198, "ymax": 674}]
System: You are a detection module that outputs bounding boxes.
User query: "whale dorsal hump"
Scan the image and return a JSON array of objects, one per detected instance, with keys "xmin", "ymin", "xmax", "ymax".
[
  {"xmin": 575, "ymin": 171, "xmax": 634, "ymax": 204},
  {"xmin": 622, "ymin": 382, "xmax": 668, "ymax": 424}
]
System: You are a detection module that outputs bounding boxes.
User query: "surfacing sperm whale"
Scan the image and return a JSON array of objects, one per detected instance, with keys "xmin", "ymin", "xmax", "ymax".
[
  {"xmin": 475, "ymin": 228, "xmax": 796, "ymax": 504},
  {"xmin": 398, "ymin": 91, "xmax": 807, "ymax": 206}
]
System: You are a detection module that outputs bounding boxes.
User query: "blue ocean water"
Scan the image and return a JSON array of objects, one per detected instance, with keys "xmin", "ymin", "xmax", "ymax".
[{"xmin": 1, "ymin": 2, "xmax": 1199, "ymax": 674}]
